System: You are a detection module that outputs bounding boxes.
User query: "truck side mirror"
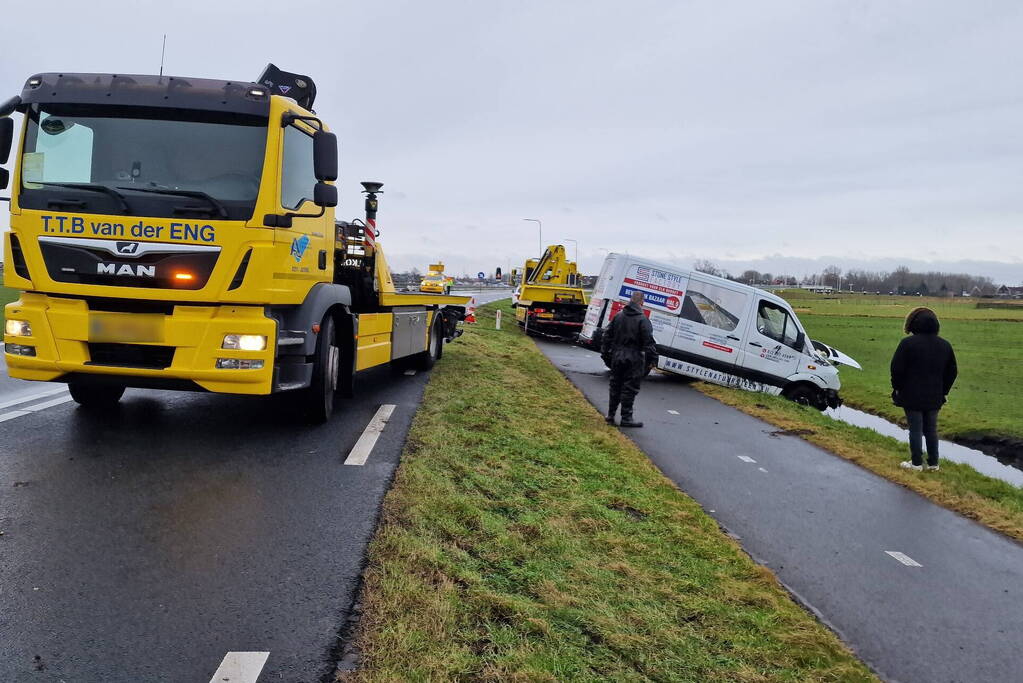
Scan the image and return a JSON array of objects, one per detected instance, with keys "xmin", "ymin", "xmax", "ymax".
[
  {"xmin": 313, "ymin": 131, "xmax": 338, "ymax": 182},
  {"xmin": 313, "ymin": 181, "xmax": 337, "ymax": 207},
  {"xmin": 0, "ymin": 118, "xmax": 13, "ymax": 164}
]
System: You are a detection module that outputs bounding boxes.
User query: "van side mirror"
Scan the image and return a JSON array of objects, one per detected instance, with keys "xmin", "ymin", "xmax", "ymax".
[
  {"xmin": 0, "ymin": 167, "xmax": 9, "ymax": 191},
  {"xmin": 313, "ymin": 131, "xmax": 338, "ymax": 182},
  {"xmin": 313, "ymin": 181, "xmax": 337, "ymax": 207},
  {"xmin": 0, "ymin": 118, "xmax": 13, "ymax": 164},
  {"xmin": 795, "ymin": 331, "xmax": 806, "ymax": 350}
]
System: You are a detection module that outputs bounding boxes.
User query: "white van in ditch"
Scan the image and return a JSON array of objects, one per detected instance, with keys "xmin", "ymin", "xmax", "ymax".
[{"xmin": 578, "ymin": 254, "xmax": 860, "ymax": 410}]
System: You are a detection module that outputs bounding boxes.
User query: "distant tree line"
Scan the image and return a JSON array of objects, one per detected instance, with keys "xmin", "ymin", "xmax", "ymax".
[{"xmin": 693, "ymin": 261, "xmax": 1000, "ymax": 296}]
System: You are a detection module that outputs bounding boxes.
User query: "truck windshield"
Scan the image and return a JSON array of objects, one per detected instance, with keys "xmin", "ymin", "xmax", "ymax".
[{"xmin": 19, "ymin": 104, "xmax": 267, "ymax": 220}]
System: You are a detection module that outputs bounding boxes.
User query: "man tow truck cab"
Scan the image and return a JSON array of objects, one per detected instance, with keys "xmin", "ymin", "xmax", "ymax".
[
  {"xmin": 419, "ymin": 263, "xmax": 451, "ymax": 294},
  {"xmin": 513, "ymin": 244, "xmax": 589, "ymax": 339},
  {"xmin": 0, "ymin": 65, "xmax": 469, "ymax": 421},
  {"xmin": 579, "ymin": 253, "xmax": 860, "ymax": 410}
]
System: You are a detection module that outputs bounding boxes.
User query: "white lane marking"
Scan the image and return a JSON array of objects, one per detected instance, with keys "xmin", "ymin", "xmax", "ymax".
[
  {"xmin": 23, "ymin": 396, "xmax": 74, "ymax": 412},
  {"xmin": 0, "ymin": 410, "xmax": 31, "ymax": 423},
  {"xmin": 0, "ymin": 386, "xmax": 68, "ymax": 411},
  {"xmin": 344, "ymin": 404, "xmax": 397, "ymax": 466},
  {"xmin": 403, "ymin": 369, "xmax": 417, "ymax": 376},
  {"xmin": 667, "ymin": 409, "xmax": 679, "ymax": 415},
  {"xmin": 758, "ymin": 467, "xmax": 768, "ymax": 473},
  {"xmin": 885, "ymin": 551, "xmax": 923, "ymax": 567},
  {"xmin": 737, "ymin": 455, "xmax": 756, "ymax": 463},
  {"xmin": 209, "ymin": 651, "xmax": 269, "ymax": 683}
]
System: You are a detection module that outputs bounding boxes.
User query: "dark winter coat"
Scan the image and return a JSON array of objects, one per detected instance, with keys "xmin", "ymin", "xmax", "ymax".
[
  {"xmin": 601, "ymin": 302, "xmax": 658, "ymax": 372},
  {"xmin": 890, "ymin": 308, "xmax": 958, "ymax": 411}
]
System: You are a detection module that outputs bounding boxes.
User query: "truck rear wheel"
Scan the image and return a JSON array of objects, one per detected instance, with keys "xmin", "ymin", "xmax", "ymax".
[
  {"xmin": 69, "ymin": 381, "xmax": 125, "ymax": 409},
  {"xmin": 413, "ymin": 320, "xmax": 442, "ymax": 370},
  {"xmin": 304, "ymin": 315, "xmax": 340, "ymax": 423}
]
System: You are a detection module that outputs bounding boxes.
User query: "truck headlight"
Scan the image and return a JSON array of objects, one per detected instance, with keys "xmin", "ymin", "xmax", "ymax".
[
  {"xmin": 222, "ymin": 334, "xmax": 267, "ymax": 351},
  {"xmin": 5, "ymin": 319, "xmax": 32, "ymax": 337}
]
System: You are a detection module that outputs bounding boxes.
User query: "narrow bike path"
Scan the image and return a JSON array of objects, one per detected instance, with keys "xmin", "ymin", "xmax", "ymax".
[{"xmin": 537, "ymin": 340, "xmax": 1023, "ymax": 683}]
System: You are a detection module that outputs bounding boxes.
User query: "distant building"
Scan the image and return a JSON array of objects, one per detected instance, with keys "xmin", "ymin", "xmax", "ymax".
[
  {"xmin": 799, "ymin": 284, "xmax": 833, "ymax": 294},
  {"xmin": 996, "ymin": 285, "xmax": 1023, "ymax": 299}
]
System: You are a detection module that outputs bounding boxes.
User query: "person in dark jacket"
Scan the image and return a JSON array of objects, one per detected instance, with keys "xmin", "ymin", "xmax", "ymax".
[
  {"xmin": 601, "ymin": 290, "xmax": 658, "ymax": 427},
  {"xmin": 890, "ymin": 307, "xmax": 958, "ymax": 471}
]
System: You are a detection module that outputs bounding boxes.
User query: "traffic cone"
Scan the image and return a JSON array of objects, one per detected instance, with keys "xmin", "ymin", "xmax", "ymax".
[{"xmin": 465, "ymin": 297, "xmax": 477, "ymax": 324}]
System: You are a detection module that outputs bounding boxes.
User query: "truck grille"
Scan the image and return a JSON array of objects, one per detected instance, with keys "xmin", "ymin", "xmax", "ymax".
[
  {"xmin": 39, "ymin": 237, "xmax": 220, "ymax": 290},
  {"xmin": 86, "ymin": 343, "xmax": 175, "ymax": 369}
]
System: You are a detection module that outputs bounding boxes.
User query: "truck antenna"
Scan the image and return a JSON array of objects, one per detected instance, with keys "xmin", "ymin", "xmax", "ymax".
[{"xmin": 159, "ymin": 35, "xmax": 167, "ymax": 77}]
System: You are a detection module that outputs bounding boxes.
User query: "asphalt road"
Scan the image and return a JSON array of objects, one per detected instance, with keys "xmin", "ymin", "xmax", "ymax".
[
  {"xmin": 0, "ymin": 292, "xmax": 509, "ymax": 683},
  {"xmin": 537, "ymin": 340, "xmax": 1023, "ymax": 683}
]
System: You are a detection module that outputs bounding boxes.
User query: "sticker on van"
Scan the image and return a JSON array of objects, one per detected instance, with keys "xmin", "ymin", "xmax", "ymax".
[{"xmin": 619, "ymin": 264, "xmax": 688, "ymax": 314}]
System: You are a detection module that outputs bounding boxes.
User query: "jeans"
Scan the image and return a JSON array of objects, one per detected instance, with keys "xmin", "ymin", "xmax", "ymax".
[{"xmin": 905, "ymin": 409, "xmax": 939, "ymax": 466}]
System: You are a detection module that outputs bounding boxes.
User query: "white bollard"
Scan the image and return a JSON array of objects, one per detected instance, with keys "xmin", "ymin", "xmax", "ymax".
[{"xmin": 495, "ymin": 309, "xmax": 502, "ymax": 330}]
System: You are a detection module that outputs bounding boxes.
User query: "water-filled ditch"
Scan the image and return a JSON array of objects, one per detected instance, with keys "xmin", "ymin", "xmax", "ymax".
[{"xmin": 823, "ymin": 405, "xmax": 1023, "ymax": 487}]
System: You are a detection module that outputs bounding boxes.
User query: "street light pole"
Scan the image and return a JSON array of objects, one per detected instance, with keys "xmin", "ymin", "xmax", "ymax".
[
  {"xmin": 562, "ymin": 238, "xmax": 578, "ymax": 263},
  {"xmin": 522, "ymin": 218, "xmax": 542, "ymax": 254}
]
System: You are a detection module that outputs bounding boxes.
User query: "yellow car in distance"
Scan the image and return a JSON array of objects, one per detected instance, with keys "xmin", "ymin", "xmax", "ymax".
[{"xmin": 420, "ymin": 264, "xmax": 452, "ymax": 294}]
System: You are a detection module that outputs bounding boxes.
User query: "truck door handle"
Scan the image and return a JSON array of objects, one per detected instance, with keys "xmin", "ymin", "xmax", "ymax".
[
  {"xmin": 726, "ymin": 335, "xmax": 740, "ymax": 341},
  {"xmin": 749, "ymin": 342, "xmax": 762, "ymax": 347}
]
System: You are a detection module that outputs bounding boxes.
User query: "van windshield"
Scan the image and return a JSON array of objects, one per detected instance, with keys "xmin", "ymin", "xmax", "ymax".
[
  {"xmin": 19, "ymin": 103, "xmax": 268, "ymax": 220},
  {"xmin": 757, "ymin": 301, "xmax": 802, "ymax": 349}
]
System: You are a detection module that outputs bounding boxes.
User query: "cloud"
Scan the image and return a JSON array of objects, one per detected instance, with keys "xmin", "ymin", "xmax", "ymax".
[{"xmin": 2, "ymin": 0, "xmax": 1022, "ymax": 285}]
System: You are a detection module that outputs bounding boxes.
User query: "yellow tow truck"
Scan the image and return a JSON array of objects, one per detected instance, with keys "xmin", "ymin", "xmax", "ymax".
[
  {"xmin": 419, "ymin": 263, "xmax": 452, "ymax": 294},
  {"xmin": 514, "ymin": 244, "xmax": 589, "ymax": 339},
  {"xmin": 0, "ymin": 64, "xmax": 469, "ymax": 421}
]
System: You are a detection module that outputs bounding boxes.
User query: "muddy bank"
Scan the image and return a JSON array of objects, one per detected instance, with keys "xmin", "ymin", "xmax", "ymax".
[{"xmin": 955, "ymin": 435, "xmax": 1023, "ymax": 469}]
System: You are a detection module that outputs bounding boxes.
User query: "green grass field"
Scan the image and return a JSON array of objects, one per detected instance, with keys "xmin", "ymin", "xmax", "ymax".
[
  {"xmin": 0, "ymin": 285, "xmax": 17, "ymax": 327},
  {"xmin": 345, "ymin": 303, "xmax": 873, "ymax": 681},
  {"xmin": 784, "ymin": 290, "xmax": 1023, "ymax": 321},
  {"xmin": 780, "ymin": 292, "xmax": 1023, "ymax": 442}
]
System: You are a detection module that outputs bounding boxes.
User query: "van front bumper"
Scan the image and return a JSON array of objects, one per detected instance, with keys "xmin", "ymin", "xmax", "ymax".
[{"xmin": 3, "ymin": 293, "xmax": 276, "ymax": 395}]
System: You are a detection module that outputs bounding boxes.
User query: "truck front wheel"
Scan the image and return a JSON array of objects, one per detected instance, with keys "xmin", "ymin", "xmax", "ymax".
[
  {"xmin": 304, "ymin": 315, "xmax": 340, "ymax": 423},
  {"xmin": 69, "ymin": 381, "xmax": 125, "ymax": 409}
]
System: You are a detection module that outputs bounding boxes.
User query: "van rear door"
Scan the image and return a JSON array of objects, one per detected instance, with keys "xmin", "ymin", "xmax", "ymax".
[
  {"xmin": 738, "ymin": 299, "xmax": 803, "ymax": 384},
  {"xmin": 581, "ymin": 254, "xmax": 619, "ymax": 341},
  {"xmin": 668, "ymin": 275, "xmax": 750, "ymax": 373}
]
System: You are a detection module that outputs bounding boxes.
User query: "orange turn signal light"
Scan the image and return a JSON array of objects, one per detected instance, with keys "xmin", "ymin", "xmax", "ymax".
[{"xmin": 173, "ymin": 272, "xmax": 195, "ymax": 281}]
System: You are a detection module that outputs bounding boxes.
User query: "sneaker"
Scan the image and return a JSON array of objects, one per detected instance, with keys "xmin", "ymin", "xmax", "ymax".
[
  {"xmin": 900, "ymin": 461, "xmax": 923, "ymax": 471},
  {"xmin": 925, "ymin": 465, "xmax": 940, "ymax": 472},
  {"xmin": 604, "ymin": 415, "xmax": 615, "ymax": 424},
  {"xmin": 620, "ymin": 419, "xmax": 644, "ymax": 428}
]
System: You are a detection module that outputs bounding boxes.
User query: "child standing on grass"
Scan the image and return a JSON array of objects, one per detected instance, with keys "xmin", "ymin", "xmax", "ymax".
[{"xmin": 890, "ymin": 307, "xmax": 958, "ymax": 472}]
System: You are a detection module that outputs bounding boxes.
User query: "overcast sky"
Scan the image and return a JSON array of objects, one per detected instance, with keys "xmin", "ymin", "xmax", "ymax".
[{"xmin": 2, "ymin": 0, "xmax": 1022, "ymax": 282}]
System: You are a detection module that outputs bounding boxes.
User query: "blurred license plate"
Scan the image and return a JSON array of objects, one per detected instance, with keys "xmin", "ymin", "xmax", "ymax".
[
  {"xmin": 536, "ymin": 313, "xmax": 554, "ymax": 319},
  {"xmin": 89, "ymin": 315, "xmax": 164, "ymax": 343}
]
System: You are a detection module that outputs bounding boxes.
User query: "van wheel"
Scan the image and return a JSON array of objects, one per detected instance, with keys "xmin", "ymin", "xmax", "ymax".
[
  {"xmin": 304, "ymin": 315, "xmax": 339, "ymax": 423},
  {"xmin": 413, "ymin": 320, "xmax": 442, "ymax": 370},
  {"xmin": 69, "ymin": 381, "xmax": 125, "ymax": 408},
  {"xmin": 785, "ymin": 384, "xmax": 825, "ymax": 410}
]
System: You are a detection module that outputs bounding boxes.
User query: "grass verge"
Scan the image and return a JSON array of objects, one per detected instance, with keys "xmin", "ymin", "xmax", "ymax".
[
  {"xmin": 0, "ymin": 285, "xmax": 17, "ymax": 326},
  {"xmin": 343, "ymin": 303, "xmax": 873, "ymax": 682},
  {"xmin": 698, "ymin": 384, "xmax": 1023, "ymax": 544}
]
